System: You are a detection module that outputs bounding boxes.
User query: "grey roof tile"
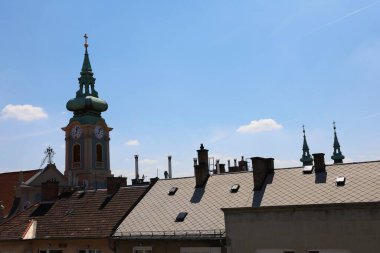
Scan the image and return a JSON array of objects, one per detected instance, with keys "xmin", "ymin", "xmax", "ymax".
[{"xmin": 115, "ymin": 161, "xmax": 380, "ymax": 236}]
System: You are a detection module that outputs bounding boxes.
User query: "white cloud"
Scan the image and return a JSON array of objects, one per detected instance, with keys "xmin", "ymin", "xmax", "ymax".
[
  {"xmin": 1, "ymin": 104, "xmax": 48, "ymax": 121},
  {"xmin": 125, "ymin": 140, "xmax": 140, "ymax": 146},
  {"xmin": 237, "ymin": 119, "xmax": 283, "ymax": 134}
]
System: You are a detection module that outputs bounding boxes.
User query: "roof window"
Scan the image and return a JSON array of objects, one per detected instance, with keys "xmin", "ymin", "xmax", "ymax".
[
  {"xmin": 230, "ymin": 184, "xmax": 240, "ymax": 193},
  {"xmin": 302, "ymin": 165, "xmax": 313, "ymax": 174},
  {"xmin": 336, "ymin": 176, "xmax": 346, "ymax": 186},
  {"xmin": 168, "ymin": 187, "xmax": 178, "ymax": 195},
  {"xmin": 175, "ymin": 212, "xmax": 188, "ymax": 222}
]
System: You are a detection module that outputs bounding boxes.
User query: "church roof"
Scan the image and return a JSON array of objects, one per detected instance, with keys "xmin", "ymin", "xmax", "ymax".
[
  {"xmin": 0, "ymin": 169, "xmax": 41, "ymax": 217},
  {"xmin": 0, "ymin": 186, "xmax": 148, "ymax": 240},
  {"xmin": 114, "ymin": 160, "xmax": 380, "ymax": 239}
]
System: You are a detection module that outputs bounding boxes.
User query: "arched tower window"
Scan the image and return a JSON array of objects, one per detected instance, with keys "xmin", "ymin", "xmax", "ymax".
[
  {"xmin": 96, "ymin": 144, "xmax": 103, "ymax": 162},
  {"xmin": 73, "ymin": 144, "xmax": 81, "ymax": 163}
]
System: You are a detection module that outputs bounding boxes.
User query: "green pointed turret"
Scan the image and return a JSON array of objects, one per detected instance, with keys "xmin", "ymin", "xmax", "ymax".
[
  {"xmin": 66, "ymin": 34, "xmax": 108, "ymax": 125},
  {"xmin": 300, "ymin": 125, "xmax": 313, "ymax": 166},
  {"xmin": 331, "ymin": 122, "xmax": 345, "ymax": 164}
]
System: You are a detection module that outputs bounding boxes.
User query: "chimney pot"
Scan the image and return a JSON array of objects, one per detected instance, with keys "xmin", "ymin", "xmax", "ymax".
[
  {"xmin": 134, "ymin": 155, "xmax": 139, "ymax": 179},
  {"xmin": 194, "ymin": 144, "xmax": 209, "ymax": 187},
  {"xmin": 238, "ymin": 157, "xmax": 248, "ymax": 171},
  {"xmin": 168, "ymin": 156, "xmax": 172, "ymax": 178}
]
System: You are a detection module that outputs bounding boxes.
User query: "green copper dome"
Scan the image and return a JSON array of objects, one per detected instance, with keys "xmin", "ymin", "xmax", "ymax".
[{"xmin": 66, "ymin": 35, "xmax": 108, "ymax": 124}]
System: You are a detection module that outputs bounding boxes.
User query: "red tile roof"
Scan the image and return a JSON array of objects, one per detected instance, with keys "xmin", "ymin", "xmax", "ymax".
[
  {"xmin": 0, "ymin": 170, "xmax": 40, "ymax": 216},
  {"xmin": 0, "ymin": 186, "xmax": 148, "ymax": 240}
]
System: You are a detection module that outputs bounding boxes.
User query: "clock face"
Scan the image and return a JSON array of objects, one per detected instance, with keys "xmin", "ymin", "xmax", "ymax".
[
  {"xmin": 71, "ymin": 125, "xmax": 82, "ymax": 139},
  {"xmin": 95, "ymin": 125, "xmax": 105, "ymax": 139}
]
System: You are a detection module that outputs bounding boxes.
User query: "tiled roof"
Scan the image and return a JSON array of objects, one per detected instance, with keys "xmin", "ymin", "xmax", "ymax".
[
  {"xmin": 0, "ymin": 186, "xmax": 148, "ymax": 240},
  {"xmin": 114, "ymin": 161, "xmax": 380, "ymax": 238},
  {"xmin": 0, "ymin": 170, "xmax": 40, "ymax": 217}
]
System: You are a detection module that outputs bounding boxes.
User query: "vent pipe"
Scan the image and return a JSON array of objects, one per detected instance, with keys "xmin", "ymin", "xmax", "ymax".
[
  {"xmin": 134, "ymin": 155, "xmax": 139, "ymax": 179},
  {"xmin": 168, "ymin": 156, "xmax": 172, "ymax": 178}
]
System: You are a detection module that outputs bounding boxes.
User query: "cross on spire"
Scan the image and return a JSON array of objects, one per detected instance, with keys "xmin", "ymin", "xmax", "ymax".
[{"xmin": 84, "ymin": 33, "xmax": 88, "ymax": 49}]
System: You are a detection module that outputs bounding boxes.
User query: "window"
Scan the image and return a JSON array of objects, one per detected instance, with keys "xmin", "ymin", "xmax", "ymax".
[
  {"xmin": 168, "ymin": 186, "xmax": 178, "ymax": 195},
  {"xmin": 96, "ymin": 144, "xmax": 103, "ymax": 162},
  {"xmin": 230, "ymin": 184, "xmax": 240, "ymax": 193},
  {"xmin": 175, "ymin": 212, "xmax": 188, "ymax": 222},
  {"xmin": 133, "ymin": 247, "xmax": 152, "ymax": 253},
  {"xmin": 303, "ymin": 165, "xmax": 313, "ymax": 174},
  {"xmin": 336, "ymin": 176, "xmax": 346, "ymax": 186},
  {"xmin": 73, "ymin": 144, "xmax": 81, "ymax": 163}
]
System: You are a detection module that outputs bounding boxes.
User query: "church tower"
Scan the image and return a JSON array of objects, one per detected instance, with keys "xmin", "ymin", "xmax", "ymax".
[{"xmin": 62, "ymin": 34, "xmax": 112, "ymax": 188}]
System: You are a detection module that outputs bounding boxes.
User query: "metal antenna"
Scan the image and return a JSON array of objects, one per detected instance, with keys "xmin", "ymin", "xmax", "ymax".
[{"xmin": 39, "ymin": 146, "xmax": 55, "ymax": 169}]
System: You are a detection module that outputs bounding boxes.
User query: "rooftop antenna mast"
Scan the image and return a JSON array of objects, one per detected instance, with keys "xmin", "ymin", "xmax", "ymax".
[{"xmin": 39, "ymin": 146, "xmax": 55, "ymax": 169}]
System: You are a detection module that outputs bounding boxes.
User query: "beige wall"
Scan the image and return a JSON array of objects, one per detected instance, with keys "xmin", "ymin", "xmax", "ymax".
[
  {"xmin": 115, "ymin": 239, "xmax": 225, "ymax": 253},
  {"xmin": 223, "ymin": 203, "xmax": 380, "ymax": 253},
  {"xmin": 0, "ymin": 238, "xmax": 113, "ymax": 253}
]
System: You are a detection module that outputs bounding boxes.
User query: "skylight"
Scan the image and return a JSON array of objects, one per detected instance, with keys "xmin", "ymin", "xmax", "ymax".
[
  {"xmin": 168, "ymin": 187, "xmax": 178, "ymax": 196},
  {"xmin": 303, "ymin": 165, "xmax": 313, "ymax": 174},
  {"xmin": 175, "ymin": 212, "xmax": 188, "ymax": 222},
  {"xmin": 230, "ymin": 184, "xmax": 240, "ymax": 193},
  {"xmin": 336, "ymin": 176, "xmax": 346, "ymax": 186}
]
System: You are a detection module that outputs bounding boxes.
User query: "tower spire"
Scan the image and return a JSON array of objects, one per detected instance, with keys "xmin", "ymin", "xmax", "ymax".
[
  {"xmin": 66, "ymin": 34, "xmax": 108, "ymax": 124},
  {"xmin": 300, "ymin": 125, "xmax": 313, "ymax": 166},
  {"xmin": 331, "ymin": 121, "xmax": 345, "ymax": 164},
  {"xmin": 77, "ymin": 33, "xmax": 98, "ymax": 97}
]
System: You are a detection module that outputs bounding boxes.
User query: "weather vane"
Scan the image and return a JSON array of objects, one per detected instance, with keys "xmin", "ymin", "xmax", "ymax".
[
  {"xmin": 333, "ymin": 121, "xmax": 336, "ymax": 130},
  {"xmin": 84, "ymin": 33, "xmax": 88, "ymax": 49}
]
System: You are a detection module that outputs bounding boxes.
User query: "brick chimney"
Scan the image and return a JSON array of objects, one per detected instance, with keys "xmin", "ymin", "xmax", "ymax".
[
  {"xmin": 251, "ymin": 157, "xmax": 274, "ymax": 191},
  {"xmin": 238, "ymin": 156, "xmax": 248, "ymax": 171},
  {"xmin": 219, "ymin": 163, "xmax": 226, "ymax": 173},
  {"xmin": 313, "ymin": 153, "xmax": 326, "ymax": 172},
  {"xmin": 194, "ymin": 144, "xmax": 209, "ymax": 187},
  {"xmin": 41, "ymin": 179, "xmax": 59, "ymax": 202},
  {"xmin": 107, "ymin": 177, "xmax": 127, "ymax": 195}
]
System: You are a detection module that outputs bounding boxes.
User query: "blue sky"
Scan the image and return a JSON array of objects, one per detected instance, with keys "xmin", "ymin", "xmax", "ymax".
[{"xmin": 1, "ymin": 0, "xmax": 380, "ymax": 181}]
